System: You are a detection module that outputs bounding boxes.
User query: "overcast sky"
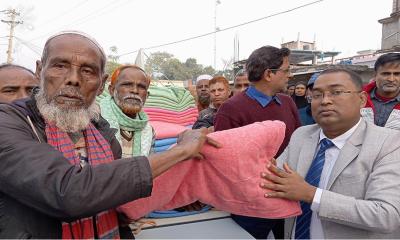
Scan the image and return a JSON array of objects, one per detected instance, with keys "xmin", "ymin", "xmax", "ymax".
[{"xmin": 0, "ymin": 0, "xmax": 393, "ymax": 71}]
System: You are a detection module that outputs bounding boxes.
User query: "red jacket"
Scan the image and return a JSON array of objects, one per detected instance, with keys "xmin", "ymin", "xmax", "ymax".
[{"xmin": 362, "ymin": 81, "xmax": 400, "ymax": 130}]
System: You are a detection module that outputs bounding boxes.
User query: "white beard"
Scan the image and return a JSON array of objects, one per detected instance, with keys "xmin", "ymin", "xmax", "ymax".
[
  {"xmin": 35, "ymin": 88, "xmax": 100, "ymax": 133},
  {"xmin": 113, "ymin": 91, "xmax": 143, "ymax": 116}
]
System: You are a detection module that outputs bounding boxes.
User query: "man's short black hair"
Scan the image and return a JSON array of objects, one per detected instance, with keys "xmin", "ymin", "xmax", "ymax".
[
  {"xmin": 318, "ymin": 67, "xmax": 363, "ymax": 91},
  {"xmin": 374, "ymin": 53, "xmax": 400, "ymax": 71},
  {"xmin": 245, "ymin": 46, "xmax": 290, "ymax": 82},
  {"xmin": 234, "ymin": 69, "xmax": 247, "ymax": 84},
  {"xmin": 0, "ymin": 64, "xmax": 34, "ymax": 75},
  {"xmin": 235, "ymin": 69, "xmax": 246, "ymax": 78}
]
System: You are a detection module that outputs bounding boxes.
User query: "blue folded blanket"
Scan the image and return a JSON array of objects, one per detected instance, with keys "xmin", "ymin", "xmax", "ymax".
[
  {"xmin": 154, "ymin": 144, "xmax": 173, "ymax": 153},
  {"xmin": 154, "ymin": 138, "xmax": 177, "ymax": 147},
  {"xmin": 146, "ymin": 205, "xmax": 212, "ymax": 218}
]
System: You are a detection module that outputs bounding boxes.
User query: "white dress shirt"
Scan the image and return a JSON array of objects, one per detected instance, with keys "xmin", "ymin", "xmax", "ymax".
[{"xmin": 306, "ymin": 119, "xmax": 361, "ymax": 239}]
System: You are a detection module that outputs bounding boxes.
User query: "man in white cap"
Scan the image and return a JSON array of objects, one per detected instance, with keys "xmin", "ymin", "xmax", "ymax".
[
  {"xmin": 196, "ymin": 74, "xmax": 212, "ymax": 111},
  {"xmin": 0, "ymin": 30, "xmax": 220, "ymax": 238}
]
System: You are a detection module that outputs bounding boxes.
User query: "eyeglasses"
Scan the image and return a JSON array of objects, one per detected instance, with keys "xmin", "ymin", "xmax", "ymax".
[
  {"xmin": 268, "ymin": 67, "xmax": 292, "ymax": 74},
  {"xmin": 311, "ymin": 90, "xmax": 362, "ymax": 101}
]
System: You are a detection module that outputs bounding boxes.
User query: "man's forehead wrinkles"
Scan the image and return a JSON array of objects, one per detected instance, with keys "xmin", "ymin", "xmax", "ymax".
[
  {"xmin": 47, "ymin": 40, "xmax": 102, "ymax": 63},
  {"xmin": 72, "ymin": 50, "xmax": 84, "ymax": 55},
  {"xmin": 48, "ymin": 54, "xmax": 100, "ymax": 69},
  {"xmin": 118, "ymin": 79, "xmax": 139, "ymax": 84},
  {"xmin": 0, "ymin": 84, "xmax": 20, "ymax": 89},
  {"xmin": 119, "ymin": 71, "xmax": 147, "ymax": 80},
  {"xmin": 313, "ymin": 86, "xmax": 347, "ymax": 92},
  {"xmin": 71, "ymin": 53, "xmax": 79, "ymax": 62}
]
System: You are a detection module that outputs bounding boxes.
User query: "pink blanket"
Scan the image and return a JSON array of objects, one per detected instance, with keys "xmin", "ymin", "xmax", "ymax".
[
  {"xmin": 145, "ymin": 108, "xmax": 198, "ymax": 126},
  {"xmin": 148, "ymin": 117, "xmax": 197, "ymax": 126},
  {"xmin": 150, "ymin": 121, "xmax": 188, "ymax": 139},
  {"xmin": 119, "ymin": 121, "xmax": 301, "ymax": 219},
  {"xmin": 144, "ymin": 107, "xmax": 199, "ymax": 116}
]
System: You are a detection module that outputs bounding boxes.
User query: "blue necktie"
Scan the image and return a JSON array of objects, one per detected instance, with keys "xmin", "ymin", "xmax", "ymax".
[{"xmin": 295, "ymin": 138, "xmax": 334, "ymax": 239}]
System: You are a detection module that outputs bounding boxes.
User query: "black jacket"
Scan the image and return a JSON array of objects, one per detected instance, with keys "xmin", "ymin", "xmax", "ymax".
[
  {"xmin": 192, "ymin": 107, "xmax": 217, "ymax": 129},
  {"xmin": 0, "ymin": 97, "xmax": 153, "ymax": 238},
  {"xmin": 291, "ymin": 95, "xmax": 308, "ymax": 109}
]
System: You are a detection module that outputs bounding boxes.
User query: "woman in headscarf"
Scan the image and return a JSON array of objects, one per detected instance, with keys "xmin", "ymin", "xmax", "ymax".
[
  {"xmin": 291, "ymin": 81, "xmax": 308, "ymax": 109},
  {"xmin": 287, "ymin": 83, "xmax": 295, "ymax": 96}
]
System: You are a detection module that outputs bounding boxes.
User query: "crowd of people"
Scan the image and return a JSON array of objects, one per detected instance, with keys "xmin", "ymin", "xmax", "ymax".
[{"xmin": 0, "ymin": 30, "xmax": 399, "ymax": 239}]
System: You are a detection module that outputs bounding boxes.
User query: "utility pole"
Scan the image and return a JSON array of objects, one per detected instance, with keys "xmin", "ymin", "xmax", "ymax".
[
  {"xmin": 1, "ymin": 9, "xmax": 23, "ymax": 63},
  {"xmin": 214, "ymin": 0, "xmax": 220, "ymax": 70}
]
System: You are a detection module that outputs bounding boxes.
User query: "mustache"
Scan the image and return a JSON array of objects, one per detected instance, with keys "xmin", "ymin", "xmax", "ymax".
[
  {"xmin": 54, "ymin": 87, "xmax": 84, "ymax": 100},
  {"xmin": 122, "ymin": 94, "xmax": 143, "ymax": 104},
  {"xmin": 382, "ymin": 82, "xmax": 397, "ymax": 85}
]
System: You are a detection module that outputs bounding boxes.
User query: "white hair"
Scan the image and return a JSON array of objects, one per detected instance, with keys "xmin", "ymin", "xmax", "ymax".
[{"xmin": 35, "ymin": 86, "xmax": 100, "ymax": 133}]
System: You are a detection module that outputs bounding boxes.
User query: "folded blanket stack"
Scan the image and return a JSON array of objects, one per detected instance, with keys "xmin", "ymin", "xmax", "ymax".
[
  {"xmin": 144, "ymin": 85, "xmax": 198, "ymax": 126},
  {"xmin": 144, "ymin": 107, "xmax": 198, "ymax": 126},
  {"xmin": 154, "ymin": 137, "xmax": 178, "ymax": 153},
  {"xmin": 145, "ymin": 86, "xmax": 198, "ymax": 153},
  {"xmin": 145, "ymin": 85, "xmax": 197, "ymax": 111},
  {"xmin": 150, "ymin": 121, "xmax": 188, "ymax": 153}
]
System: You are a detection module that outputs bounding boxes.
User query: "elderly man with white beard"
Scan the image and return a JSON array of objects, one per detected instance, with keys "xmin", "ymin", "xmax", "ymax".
[
  {"xmin": 0, "ymin": 31, "xmax": 220, "ymax": 239},
  {"xmin": 99, "ymin": 65, "xmax": 155, "ymax": 158}
]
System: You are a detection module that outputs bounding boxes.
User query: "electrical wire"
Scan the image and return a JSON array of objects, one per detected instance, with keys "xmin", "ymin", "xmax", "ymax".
[
  {"xmin": 14, "ymin": 36, "xmax": 42, "ymax": 56},
  {"xmin": 62, "ymin": 0, "xmax": 125, "ymax": 28},
  {"xmin": 27, "ymin": 0, "xmax": 125, "ymax": 42},
  {"xmin": 15, "ymin": 36, "xmax": 42, "ymax": 52},
  {"xmin": 35, "ymin": 0, "xmax": 90, "ymax": 29},
  {"xmin": 69, "ymin": 0, "xmax": 132, "ymax": 27},
  {"xmin": 118, "ymin": 0, "xmax": 323, "ymax": 57}
]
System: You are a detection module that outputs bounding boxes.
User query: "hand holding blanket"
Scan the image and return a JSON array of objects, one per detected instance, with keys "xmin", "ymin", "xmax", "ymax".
[{"xmin": 118, "ymin": 120, "xmax": 301, "ymax": 219}]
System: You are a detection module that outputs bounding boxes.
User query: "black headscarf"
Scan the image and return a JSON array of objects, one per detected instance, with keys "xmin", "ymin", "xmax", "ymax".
[{"xmin": 292, "ymin": 82, "xmax": 308, "ymax": 109}]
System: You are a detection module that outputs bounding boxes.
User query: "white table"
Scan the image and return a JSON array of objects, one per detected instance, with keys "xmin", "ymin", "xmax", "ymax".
[{"xmin": 133, "ymin": 210, "xmax": 254, "ymax": 239}]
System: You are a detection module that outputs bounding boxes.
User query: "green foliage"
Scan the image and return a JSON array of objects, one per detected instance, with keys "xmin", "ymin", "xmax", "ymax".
[
  {"xmin": 215, "ymin": 69, "xmax": 234, "ymax": 81},
  {"xmin": 203, "ymin": 66, "xmax": 217, "ymax": 76},
  {"xmin": 103, "ymin": 48, "xmax": 233, "ymax": 82},
  {"xmin": 145, "ymin": 51, "xmax": 217, "ymax": 80},
  {"xmin": 105, "ymin": 61, "xmax": 121, "ymax": 77},
  {"xmin": 105, "ymin": 46, "xmax": 121, "ymax": 77}
]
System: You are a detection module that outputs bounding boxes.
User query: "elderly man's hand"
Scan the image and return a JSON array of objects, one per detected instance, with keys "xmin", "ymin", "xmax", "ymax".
[
  {"xmin": 260, "ymin": 163, "xmax": 316, "ymax": 203},
  {"xmin": 177, "ymin": 128, "xmax": 221, "ymax": 160}
]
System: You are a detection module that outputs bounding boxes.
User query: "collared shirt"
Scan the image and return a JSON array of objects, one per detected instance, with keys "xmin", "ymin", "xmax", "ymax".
[
  {"xmin": 370, "ymin": 88, "xmax": 400, "ymax": 127},
  {"xmin": 121, "ymin": 129, "xmax": 134, "ymax": 158},
  {"xmin": 308, "ymin": 119, "xmax": 362, "ymax": 239},
  {"xmin": 68, "ymin": 131, "xmax": 88, "ymax": 168},
  {"xmin": 245, "ymin": 86, "xmax": 281, "ymax": 107}
]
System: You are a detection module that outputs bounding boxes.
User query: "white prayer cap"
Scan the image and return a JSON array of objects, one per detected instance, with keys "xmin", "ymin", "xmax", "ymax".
[
  {"xmin": 196, "ymin": 74, "xmax": 213, "ymax": 82},
  {"xmin": 43, "ymin": 30, "xmax": 106, "ymax": 61}
]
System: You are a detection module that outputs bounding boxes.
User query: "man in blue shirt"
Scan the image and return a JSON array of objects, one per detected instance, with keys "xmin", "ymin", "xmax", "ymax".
[{"xmin": 215, "ymin": 45, "xmax": 301, "ymax": 239}]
